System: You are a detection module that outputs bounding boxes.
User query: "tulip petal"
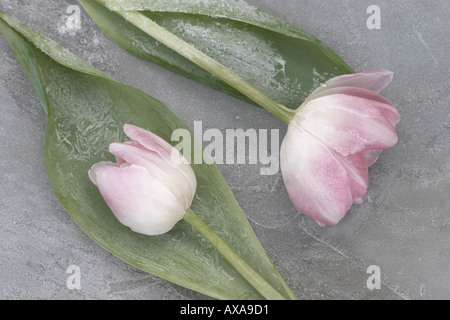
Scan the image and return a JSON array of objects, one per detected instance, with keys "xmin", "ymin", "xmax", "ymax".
[
  {"xmin": 123, "ymin": 124, "xmax": 196, "ymax": 193},
  {"xmin": 88, "ymin": 161, "xmax": 117, "ymax": 186},
  {"xmin": 94, "ymin": 164, "xmax": 186, "ymax": 235},
  {"xmin": 307, "ymin": 86, "xmax": 400, "ymax": 127},
  {"xmin": 281, "ymin": 70, "xmax": 399, "ymax": 226},
  {"xmin": 123, "ymin": 124, "xmax": 176, "ymax": 161},
  {"xmin": 112, "ymin": 141, "xmax": 144, "ymax": 166},
  {"xmin": 330, "ymin": 151, "xmax": 369, "ymax": 203},
  {"xmin": 298, "ymin": 94, "xmax": 398, "ymax": 156},
  {"xmin": 280, "ymin": 124, "xmax": 353, "ymax": 226},
  {"xmin": 310, "ymin": 70, "xmax": 393, "ymax": 98},
  {"xmin": 109, "ymin": 142, "xmax": 195, "ymax": 209},
  {"xmin": 365, "ymin": 150, "xmax": 382, "ymax": 167}
]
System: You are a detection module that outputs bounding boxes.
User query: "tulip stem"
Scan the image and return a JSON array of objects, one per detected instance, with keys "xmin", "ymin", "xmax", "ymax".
[
  {"xmin": 183, "ymin": 209, "xmax": 287, "ymax": 300},
  {"xmin": 98, "ymin": 4, "xmax": 295, "ymax": 124}
]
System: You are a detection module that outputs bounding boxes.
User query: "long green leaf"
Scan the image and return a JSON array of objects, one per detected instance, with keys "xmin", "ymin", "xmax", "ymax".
[
  {"xmin": 79, "ymin": 0, "xmax": 353, "ymax": 110},
  {"xmin": 0, "ymin": 11, "xmax": 294, "ymax": 300}
]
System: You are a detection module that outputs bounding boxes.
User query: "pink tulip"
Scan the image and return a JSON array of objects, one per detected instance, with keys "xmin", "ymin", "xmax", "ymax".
[
  {"xmin": 280, "ymin": 70, "xmax": 400, "ymax": 226},
  {"xmin": 88, "ymin": 124, "xmax": 197, "ymax": 235}
]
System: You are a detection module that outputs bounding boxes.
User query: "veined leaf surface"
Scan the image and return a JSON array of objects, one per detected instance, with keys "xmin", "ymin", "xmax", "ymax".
[
  {"xmin": 0, "ymin": 11, "xmax": 294, "ymax": 300},
  {"xmin": 80, "ymin": 0, "xmax": 353, "ymax": 110}
]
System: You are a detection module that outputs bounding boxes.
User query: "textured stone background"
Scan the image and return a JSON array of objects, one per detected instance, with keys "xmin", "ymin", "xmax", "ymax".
[{"xmin": 0, "ymin": 0, "xmax": 449, "ymax": 299}]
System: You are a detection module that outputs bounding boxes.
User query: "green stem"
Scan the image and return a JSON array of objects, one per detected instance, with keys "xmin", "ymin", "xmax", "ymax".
[
  {"xmin": 110, "ymin": 8, "xmax": 295, "ymax": 124},
  {"xmin": 183, "ymin": 209, "xmax": 287, "ymax": 300}
]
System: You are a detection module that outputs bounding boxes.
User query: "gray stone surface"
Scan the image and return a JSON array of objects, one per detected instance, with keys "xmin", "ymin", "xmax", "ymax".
[{"xmin": 0, "ymin": 0, "xmax": 449, "ymax": 300}]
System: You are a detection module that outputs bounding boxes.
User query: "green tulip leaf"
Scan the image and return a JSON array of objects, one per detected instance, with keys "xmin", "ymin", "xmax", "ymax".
[
  {"xmin": 79, "ymin": 0, "xmax": 353, "ymax": 110},
  {"xmin": 0, "ymin": 11, "xmax": 294, "ymax": 300}
]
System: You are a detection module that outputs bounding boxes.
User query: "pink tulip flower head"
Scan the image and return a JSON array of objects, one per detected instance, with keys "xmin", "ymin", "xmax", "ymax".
[
  {"xmin": 89, "ymin": 124, "xmax": 197, "ymax": 235},
  {"xmin": 280, "ymin": 70, "xmax": 400, "ymax": 226}
]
